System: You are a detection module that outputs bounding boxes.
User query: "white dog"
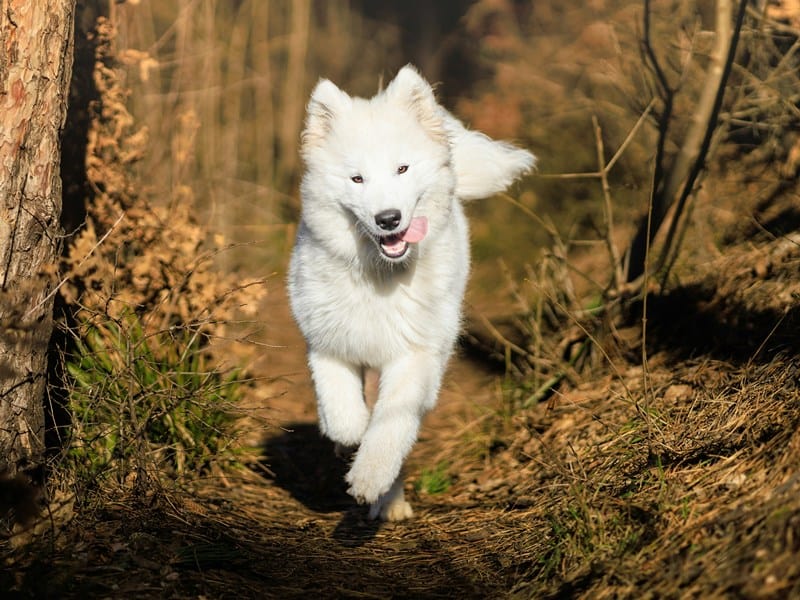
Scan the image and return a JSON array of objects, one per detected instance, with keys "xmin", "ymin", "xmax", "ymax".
[{"xmin": 288, "ymin": 65, "xmax": 534, "ymax": 521}]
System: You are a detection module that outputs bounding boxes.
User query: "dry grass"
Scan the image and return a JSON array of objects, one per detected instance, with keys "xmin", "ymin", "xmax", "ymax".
[
  {"xmin": 500, "ymin": 352, "xmax": 800, "ymax": 597},
  {"xmin": 9, "ymin": 185, "xmax": 800, "ymax": 596}
]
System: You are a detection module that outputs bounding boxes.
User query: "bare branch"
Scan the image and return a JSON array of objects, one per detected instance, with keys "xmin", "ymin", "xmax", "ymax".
[
  {"xmin": 625, "ymin": 0, "xmax": 748, "ymax": 284},
  {"xmin": 654, "ymin": 0, "xmax": 748, "ymax": 277},
  {"xmin": 24, "ymin": 212, "xmax": 126, "ymax": 320}
]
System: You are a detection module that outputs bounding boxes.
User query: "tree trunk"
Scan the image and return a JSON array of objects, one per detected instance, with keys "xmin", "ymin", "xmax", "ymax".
[{"xmin": 0, "ymin": 1, "xmax": 75, "ymax": 478}]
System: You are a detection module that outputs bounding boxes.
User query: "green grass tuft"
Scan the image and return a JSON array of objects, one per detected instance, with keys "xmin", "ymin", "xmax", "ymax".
[
  {"xmin": 414, "ymin": 462, "xmax": 453, "ymax": 495},
  {"xmin": 65, "ymin": 312, "xmax": 242, "ymax": 487}
]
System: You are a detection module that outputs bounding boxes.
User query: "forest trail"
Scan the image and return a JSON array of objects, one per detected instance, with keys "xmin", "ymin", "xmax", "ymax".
[
  {"xmin": 224, "ymin": 276, "xmax": 526, "ymax": 596},
  {"xmin": 9, "ymin": 234, "xmax": 800, "ymax": 599},
  {"xmin": 250, "ymin": 274, "xmax": 507, "ymax": 509}
]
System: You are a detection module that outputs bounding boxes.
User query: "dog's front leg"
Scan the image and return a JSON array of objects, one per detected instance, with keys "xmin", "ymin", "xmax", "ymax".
[
  {"xmin": 345, "ymin": 352, "xmax": 443, "ymax": 520},
  {"xmin": 307, "ymin": 350, "xmax": 369, "ymax": 448}
]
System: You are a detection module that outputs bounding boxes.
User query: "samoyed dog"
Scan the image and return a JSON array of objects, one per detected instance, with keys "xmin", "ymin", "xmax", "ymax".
[{"xmin": 288, "ymin": 65, "xmax": 535, "ymax": 521}]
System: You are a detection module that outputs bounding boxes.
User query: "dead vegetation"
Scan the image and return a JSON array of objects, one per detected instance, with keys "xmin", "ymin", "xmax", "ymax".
[
  {"xmin": 6, "ymin": 234, "xmax": 800, "ymax": 597},
  {"xmin": 3, "ymin": 0, "xmax": 800, "ymax": 598}
]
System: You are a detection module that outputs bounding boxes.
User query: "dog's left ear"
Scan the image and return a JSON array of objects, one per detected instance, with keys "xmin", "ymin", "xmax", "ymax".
[{"xmin": 385, "ymin": 65, "xmax": 446, "ymax": 142}]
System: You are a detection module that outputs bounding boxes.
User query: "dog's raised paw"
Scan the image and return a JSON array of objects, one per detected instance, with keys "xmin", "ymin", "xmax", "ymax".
[
  {"xmin": 345, "ymin": 457, "xmax": 395, "ymax": 505},
  {"xmin": 345, "ymin": 479, "xmax": 387, "ymax": 506}
]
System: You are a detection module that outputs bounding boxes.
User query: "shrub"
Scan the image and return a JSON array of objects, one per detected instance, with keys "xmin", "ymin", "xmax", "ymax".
[{"xmin": 65, "ymin": 312, "xmax": 242, "ymax": 487}]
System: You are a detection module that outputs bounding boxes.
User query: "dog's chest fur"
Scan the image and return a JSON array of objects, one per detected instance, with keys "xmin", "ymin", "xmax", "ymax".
[{"xmin": 290, "ymin": 214, "xmax": 469, "ymax": 368}]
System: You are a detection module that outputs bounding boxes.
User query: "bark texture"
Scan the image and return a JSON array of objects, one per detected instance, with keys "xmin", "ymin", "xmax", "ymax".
[{"xmin": 0, "ymin": 1, "xmax": 75, "ymax": 476}]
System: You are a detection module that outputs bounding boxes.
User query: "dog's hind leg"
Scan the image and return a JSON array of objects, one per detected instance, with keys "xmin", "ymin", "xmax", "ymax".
[
  {"xmin": 368, "ymin": 473, "xmax": 413, "ymax": 521},
  {"xmin": 308, "ymin": 350, "xmax": 369, "ymax": 447}
]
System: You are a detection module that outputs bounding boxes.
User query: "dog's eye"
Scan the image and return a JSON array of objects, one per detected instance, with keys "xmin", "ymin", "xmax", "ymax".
[
  {"xmin": 397, "ymin": 165, "xmax": 408, "ymax": 174},
  {"xmin": 351, "ymin": 175, "xmax": 363, "ymax": 184}
]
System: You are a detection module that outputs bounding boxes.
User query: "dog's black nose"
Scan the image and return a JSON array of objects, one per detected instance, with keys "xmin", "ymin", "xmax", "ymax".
[{"xmin": 375, "ymin": 209, "xmax": 402, "ymax": 231}]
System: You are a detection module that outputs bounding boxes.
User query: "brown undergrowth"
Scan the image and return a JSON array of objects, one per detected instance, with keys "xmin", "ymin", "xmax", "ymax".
[
  {"xmin": 45, "ymin": 18, "xmax": 266, "ymax": 507},
  {"xmin": 4, "ymin": 231, "xmax": 799, "ymax": 599}
]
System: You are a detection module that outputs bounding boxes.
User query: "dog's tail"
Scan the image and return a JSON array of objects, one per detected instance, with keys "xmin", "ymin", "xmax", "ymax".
[{"xmin": 443, "ymin": 110, "xmax": 536, "ymax": 201}]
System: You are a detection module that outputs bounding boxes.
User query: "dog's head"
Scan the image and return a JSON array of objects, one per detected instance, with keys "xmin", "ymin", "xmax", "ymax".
[
  {"xmin": 298, "ymin": 65, "xmax": 536, "ymax": 266},
  {"xmin": 299, "ymin": 65, "xmax": 453, "ymax": 265}
]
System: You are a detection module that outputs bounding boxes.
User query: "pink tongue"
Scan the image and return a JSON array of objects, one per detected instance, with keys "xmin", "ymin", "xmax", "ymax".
[{"xmin": 401, "ymin": 217, "xmax": 428, "ymax": 243}]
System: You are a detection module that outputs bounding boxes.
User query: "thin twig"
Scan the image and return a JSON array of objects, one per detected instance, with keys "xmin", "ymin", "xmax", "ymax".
[
  {"xmin": 537, "ymin": 172, "xmax": 602, "ymax": 180},
  {"xmin": 24, "ymin": 212, "xmax": 126, "ymax": 320},
  {"xmin": 640, "ymin": 157, "xmax": 655, "ymax": 453},
  {"xmin": 592, "ymin": 115, "xmax": 623, "ymax": 291},
  {"xmin": 606, "ymin": 98, "xmax": 657, "ymax": 173}
]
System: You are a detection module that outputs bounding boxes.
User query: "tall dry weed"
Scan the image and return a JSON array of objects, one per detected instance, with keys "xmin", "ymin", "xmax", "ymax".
[{"xmin": 55, "ymin": 17, "xmax": 266, "ymax": 493}]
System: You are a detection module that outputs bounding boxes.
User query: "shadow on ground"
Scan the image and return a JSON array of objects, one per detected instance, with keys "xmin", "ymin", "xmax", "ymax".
[
  {"xmin": 259, "ymin": 422, "xmax": 382, "ymax": 546},
  {"xmin": 638, "ymin": 283, "xmax": 800, "ymax": 363}
]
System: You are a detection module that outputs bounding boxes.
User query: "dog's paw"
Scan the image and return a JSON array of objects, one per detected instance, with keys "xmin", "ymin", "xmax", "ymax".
[
  {"xmin": 345, "ymin": 460, "xmax": 394, "ymax": 505},
  {"xmin": 345, "ymin": 475, "xmax": 389, "ymax": 506},
  {"xmin": 369, "ymin": 496, "xmax": 414, "ymax": 522}
]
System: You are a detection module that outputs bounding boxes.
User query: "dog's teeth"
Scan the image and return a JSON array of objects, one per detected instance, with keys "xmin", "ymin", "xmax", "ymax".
[{"xmin": 380, "ymin": 237, "xmax": 409, "ymax": 258}]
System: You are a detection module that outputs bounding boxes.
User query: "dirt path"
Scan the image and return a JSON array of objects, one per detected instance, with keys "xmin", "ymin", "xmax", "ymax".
[
  {"xmin": 228, "ymin": 281, "xmax": 522, "ymax": 597},
  {"xmin": 11, "ymin": 235, "xmax": 800, "ymax": 598}
]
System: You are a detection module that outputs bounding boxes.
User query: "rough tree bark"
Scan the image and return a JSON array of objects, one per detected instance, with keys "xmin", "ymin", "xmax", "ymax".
[{"xmin": 0, "ymin": 1, "xmax": 75, "ymax": 478}]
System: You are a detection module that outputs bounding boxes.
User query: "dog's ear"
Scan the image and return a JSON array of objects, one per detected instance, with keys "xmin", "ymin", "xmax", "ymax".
[
  {"xmin": 302, "ymin": 79, "xmax": 352, "ymax": 154},
  {"xmin": 385, "ymin": 65, "xmax": 446, "ymax": 142}
]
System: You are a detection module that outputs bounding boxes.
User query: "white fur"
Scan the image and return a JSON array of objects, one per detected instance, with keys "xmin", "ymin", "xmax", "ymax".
[{"xmin": 288, "ymin": 65, "xmax": 535, "ymax": 521}]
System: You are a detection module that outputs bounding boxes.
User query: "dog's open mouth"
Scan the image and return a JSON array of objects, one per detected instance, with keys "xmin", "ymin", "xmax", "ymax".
[{"xmin": 378, "ymin": 216, "xmax": 428, "ymax": 259}]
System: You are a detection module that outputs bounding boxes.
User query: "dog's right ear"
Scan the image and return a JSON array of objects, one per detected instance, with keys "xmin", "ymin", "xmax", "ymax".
[{"xmin": 302, "ymin": 79, "xmax": 352, "ymax": 154}]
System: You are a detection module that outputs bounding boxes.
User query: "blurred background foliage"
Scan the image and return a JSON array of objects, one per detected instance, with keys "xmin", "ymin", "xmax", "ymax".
[
  {"xmin": 103, "ymin": 0, "xmax": 800, "ymax": 296},
  {"xmin": 109, "ymin": 0, "xmax": 663, "ymax": 291}
]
